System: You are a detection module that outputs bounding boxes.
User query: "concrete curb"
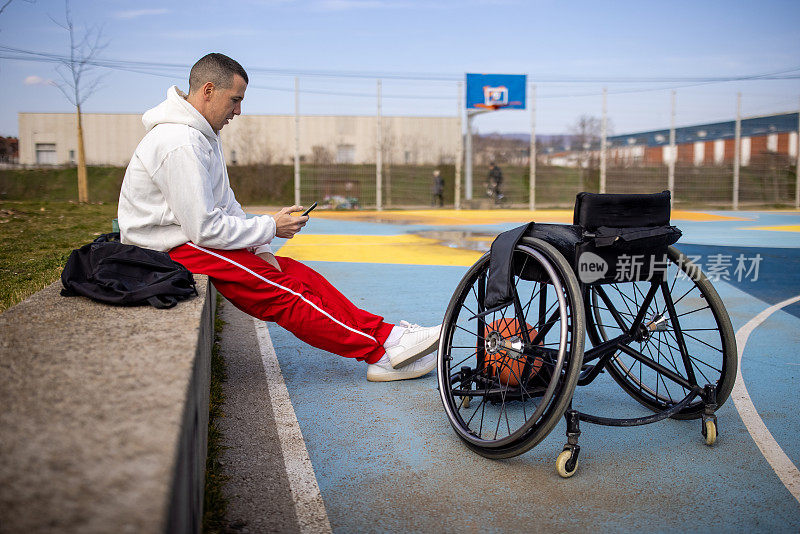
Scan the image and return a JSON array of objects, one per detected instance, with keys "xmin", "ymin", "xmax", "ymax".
[{"xmin": 0, "ymin": 277, "xmax": 215, "ymax": 533}]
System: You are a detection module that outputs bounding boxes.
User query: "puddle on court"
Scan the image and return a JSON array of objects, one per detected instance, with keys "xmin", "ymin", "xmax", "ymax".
[{"xmin": 413, "ymin": 230, "xmax": 498, "ymax": 253}]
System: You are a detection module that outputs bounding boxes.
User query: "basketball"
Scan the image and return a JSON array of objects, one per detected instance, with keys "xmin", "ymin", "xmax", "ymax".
[{"xmin": 482, "ymin": 318, "xmax": 542, "ymax": 387}]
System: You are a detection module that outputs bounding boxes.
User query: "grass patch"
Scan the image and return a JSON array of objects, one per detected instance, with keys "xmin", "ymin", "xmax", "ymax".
[
  {"xmin": 204, "ymin": 295, "xmax": 229, "ymax": 533},
  {"xmin": 0, "ymin": 200, "xmax": 118, "ymax": 313},
  {"xmin": 0, "ymin": 166, "xmax": 124, "ymax": 203}
]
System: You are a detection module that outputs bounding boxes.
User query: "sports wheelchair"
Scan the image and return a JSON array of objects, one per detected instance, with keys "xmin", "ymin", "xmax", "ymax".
[{"xmin": 437, "ymin": 191, "xmax": 737, "ymax": 477}]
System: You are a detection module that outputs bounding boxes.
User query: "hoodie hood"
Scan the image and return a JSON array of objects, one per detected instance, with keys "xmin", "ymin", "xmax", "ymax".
[{"xmin": 141, "ymin": 86, "xmax": 217, "ymax": 140}]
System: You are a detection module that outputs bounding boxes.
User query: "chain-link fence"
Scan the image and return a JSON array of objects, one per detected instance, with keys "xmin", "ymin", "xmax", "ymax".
[
  {"xmin": 223, "ymin": 87, "xmax": 798, "ymax": 209},
  {"xmin": 230, "ymin": 158, "xmax": 798, "ymax": 210}
]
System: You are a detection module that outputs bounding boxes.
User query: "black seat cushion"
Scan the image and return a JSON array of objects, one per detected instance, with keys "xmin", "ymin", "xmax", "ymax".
[{"xmin": 574, "ymin": 191, "xmax": 672, "ymax": 229}]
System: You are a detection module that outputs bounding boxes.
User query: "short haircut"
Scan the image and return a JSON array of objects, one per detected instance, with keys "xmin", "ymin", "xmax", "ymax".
[{"xmin": 188, "ymin": 53, "xmax": 249, "ymax": 93}]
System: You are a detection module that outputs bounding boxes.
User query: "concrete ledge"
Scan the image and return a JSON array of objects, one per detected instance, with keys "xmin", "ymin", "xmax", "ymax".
[{"xmin": 0, "ymin": 277, "xmax": 215, "ymax": 533}]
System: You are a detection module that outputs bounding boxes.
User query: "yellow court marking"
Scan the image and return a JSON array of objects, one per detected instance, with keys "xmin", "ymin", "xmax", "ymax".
[
  {"xmin": 247, "ymin": 207, "xmax": 752, "ymax": 225},
  {"xmin": 671, "ymin": 210, "xmax": 752, "ymax": 222},
  {"xmin": 744, "ymin": 225, "xmax": 800, "ymax": 232},
  {"xmin": 306, "ymin": 209, "xmax": 574, "ymax": 226},
  {"xmin": 311, "ymin": 209, "xmax": 751, "ymax": 224},
  {"xmin": 277, "ymin": 234, "xmax": 483, "ymax": 266}
]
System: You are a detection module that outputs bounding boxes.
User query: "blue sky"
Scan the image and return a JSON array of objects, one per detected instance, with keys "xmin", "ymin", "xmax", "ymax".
[{"xmin": 1, "ymin": 0, "xmax": 799, "ymax": 138}]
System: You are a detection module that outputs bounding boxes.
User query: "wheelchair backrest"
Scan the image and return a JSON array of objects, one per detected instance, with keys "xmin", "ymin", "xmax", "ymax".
[
  {"xmin": 572, "ymin": 190, "xmax": 680, "ymax": 285},
  {"xmin": 573, "ymin": 191, "xmax": 672, "ymax": 230}
]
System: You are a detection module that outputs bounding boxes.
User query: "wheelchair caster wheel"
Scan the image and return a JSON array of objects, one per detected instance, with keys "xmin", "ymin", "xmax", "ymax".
[
  {"xmin": 703, "ymin": 419, "xmax": 717, "ymax": 446},
  {"xmin": 556, "ymin": 449, "xmax": 579, "ymax": 478}
]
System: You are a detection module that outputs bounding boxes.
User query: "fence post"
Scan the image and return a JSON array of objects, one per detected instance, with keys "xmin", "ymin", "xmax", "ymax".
[
  {"xmin": 600, "ymin": 87, "xmax": 607, "ymax": 195},
  {"xmin": 795, "ymin": 97, "xmax": 799, "ymax": 209},
  {"xmin": 455, "ymin": 81, "xmax": 463, "ymax": 210},
  {"xmin": 733, "ymin": 92, "xmax": 741, "ymax": 210},
  {"xmin": 294, "ymin": 77, "xmax": 300, "ymax": 207},
  {"xmin": 668, "ymin": 90, "xmax": 676, "ymax": 205},
  {"xmin": 376, "ymin": 79, "xmax": 383, "ymax": 211},
  {"xmin": 529, "ymin": 83, "xmax": 536, "ymax": 210}
]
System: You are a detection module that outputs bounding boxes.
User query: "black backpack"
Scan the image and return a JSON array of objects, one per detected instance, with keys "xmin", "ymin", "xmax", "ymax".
[{"xmin": 61, "ymin": 233, "xmax": 198, "ymax": 309}]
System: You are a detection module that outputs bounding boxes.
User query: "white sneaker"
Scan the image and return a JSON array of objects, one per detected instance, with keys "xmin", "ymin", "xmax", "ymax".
[
  {"xmin": 367, "ymin": 353, "xmax": 437, "ymax": 382},
  {"xmin": 385, "ymin": 321, "xmax": 442, "ymax": 369}
]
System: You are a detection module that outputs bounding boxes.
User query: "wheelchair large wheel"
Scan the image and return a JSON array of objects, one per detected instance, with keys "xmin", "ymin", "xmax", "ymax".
[
  {"xmin": 585, "ymin": 246, "xmax": 737, "ymax": 419},
  {"xmin": 438, "ymin": 238, "xmax": 585, "ymax": 459}
]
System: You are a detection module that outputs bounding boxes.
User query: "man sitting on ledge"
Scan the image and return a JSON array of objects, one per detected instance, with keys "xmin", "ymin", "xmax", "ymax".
[{"xmin": 118, "ymin": 53, "xmax": 439, "ymax": 381}]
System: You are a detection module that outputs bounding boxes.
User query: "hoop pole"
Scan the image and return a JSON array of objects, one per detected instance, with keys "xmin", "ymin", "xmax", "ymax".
[{"xmin": 465, "ymin": 111, "xmax": 474, "ymax": 201}]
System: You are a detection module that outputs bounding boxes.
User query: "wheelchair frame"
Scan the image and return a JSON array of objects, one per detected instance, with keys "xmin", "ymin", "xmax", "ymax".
[{"xmin": 436, "ymin": 197, "xmax": 737, "ymax": 478}]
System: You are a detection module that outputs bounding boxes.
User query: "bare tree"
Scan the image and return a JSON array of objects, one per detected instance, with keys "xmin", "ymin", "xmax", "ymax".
[
  {"xmin": 569, "ymin": 115, "xmax": 602, "ymax": 153},
  {"xmin": 50, "ymin": 0, "xmax": 107, "ymax": 203},
  {"xmin": 0, "ymin": 0, "xmax": 30, "ymax": 17},
  {"xmin": 568, "ymin": 114, "xmax": 614, "ymax": 191},
  {"xmin": 310, "ymin": 145, "xmax": 333, "ymax": 165},
  {"xmin": 0, "ymin": 0, "xmax": 15, "ymax": 16},
  {"xmin": 0, "ymin": 0, "xmax": 34, "ymax": 31}
]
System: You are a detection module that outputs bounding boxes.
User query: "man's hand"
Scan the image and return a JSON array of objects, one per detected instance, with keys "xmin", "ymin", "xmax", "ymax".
[{"xmin": 273, "ymin": 205, "xmax": 308, "ymax": 239}]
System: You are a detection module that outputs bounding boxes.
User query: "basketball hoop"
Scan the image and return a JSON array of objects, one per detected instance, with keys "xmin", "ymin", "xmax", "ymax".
[{"xmin": 474, "ymin": 103, "xmax": 509, "ymax": 111}]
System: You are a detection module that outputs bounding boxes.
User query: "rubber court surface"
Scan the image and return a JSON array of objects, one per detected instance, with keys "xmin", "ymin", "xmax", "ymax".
[{"xmin": 242, "ymin": 207, "xmax": 800, "ymax": 533}]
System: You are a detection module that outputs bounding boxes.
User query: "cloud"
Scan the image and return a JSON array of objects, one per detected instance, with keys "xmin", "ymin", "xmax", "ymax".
[
  {"xmin": 23, "ymin": 75, "xmax": 53, "ymax": 86},
  {"xmin": 114, "ymin": 8, "xmax": 170, "ymax": 20}
]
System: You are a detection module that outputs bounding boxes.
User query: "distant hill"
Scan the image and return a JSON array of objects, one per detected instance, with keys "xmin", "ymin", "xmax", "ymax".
[
  {"xmin": 476, "ymin": 132, "xmax": 573, "ymax": 153},
  {"xmin": 477, "ymin": 133, "xmax": 571, "ymax": 144}
]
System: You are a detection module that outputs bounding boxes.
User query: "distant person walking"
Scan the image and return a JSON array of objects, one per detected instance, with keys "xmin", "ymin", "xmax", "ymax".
[
  {"xmin": 486, "ymin": 162, "xmax": 504, "ymax": 204},
  {"xmin": 431, "ymin": 169, "xmax": 444, "ymax": 207}
]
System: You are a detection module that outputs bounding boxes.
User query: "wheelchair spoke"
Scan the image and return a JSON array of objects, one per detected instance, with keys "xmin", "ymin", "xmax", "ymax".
[
  {"xmin": 680, "ymin": 330, "xmax": 725, "ymax": 353},
  {"xmin": 521, "ymin": 284, "xmax": 543, "ymax": 321},
  {"xmin": 451, "ymin": 350, "xmax": 479, "ymax": 370},
  {"xmin": 669, "ymin": 284, "xmax": 698, "ymax": 309},
  {"xmin": 675, "ymin": 305, "xmax": 713, "ymax": 319},
  {"xmin": 661, "ymin": 281, "xmax": 697, "ymax": 385},
  {"xmin": 595, "ymin": 285, "xmax": 634, "ymax": 332},
  {"xmin": 454, "ymin": 322, "xmax": 484, "ymax": 338}
]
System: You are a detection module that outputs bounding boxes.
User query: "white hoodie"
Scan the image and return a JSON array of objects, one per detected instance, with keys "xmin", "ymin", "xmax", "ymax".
[{"xmin": 118, "ymin": 86, "xmax": 275, "ymax": 253}]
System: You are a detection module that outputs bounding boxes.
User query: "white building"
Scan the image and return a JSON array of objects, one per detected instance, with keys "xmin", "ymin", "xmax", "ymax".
[{"xmin": 18, "ymin": 112, "xmax": 460, "ymax": 167}]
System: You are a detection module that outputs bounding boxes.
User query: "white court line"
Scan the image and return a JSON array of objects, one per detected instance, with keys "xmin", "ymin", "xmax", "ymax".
[
  {"xmin": 254, "ymin": 317, "xmax": 333, "ymax": 534},
  {"xmin": 732, "ymin": 294, "xmax": 800, "ymax": 504}
]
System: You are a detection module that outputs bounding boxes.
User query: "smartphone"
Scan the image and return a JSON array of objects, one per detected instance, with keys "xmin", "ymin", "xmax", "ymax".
[{"xmin": 301, "ymin": 201, "xmax": 318, "ymax": 217}]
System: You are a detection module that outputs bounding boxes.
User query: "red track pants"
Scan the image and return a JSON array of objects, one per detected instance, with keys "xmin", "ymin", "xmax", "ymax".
[{"xmin": 169, "ymin": 243, "xmax": 393, "ymax": 363}]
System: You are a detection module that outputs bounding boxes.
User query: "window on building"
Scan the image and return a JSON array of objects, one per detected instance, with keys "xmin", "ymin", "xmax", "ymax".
[
  {"xmin": 336, "ymin": 144, "xmax": 355, "ymax": 164},
  {"xmin": 69, "ymin": 150, "xmax": 75, "ymax": 164},
  {"xmin": 35, "ymin": 143, "xmax": 57, "ymax": 165},
  {"xmin": 230, "ymin": 150, "xmax": 237, "ymax": 165}
]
